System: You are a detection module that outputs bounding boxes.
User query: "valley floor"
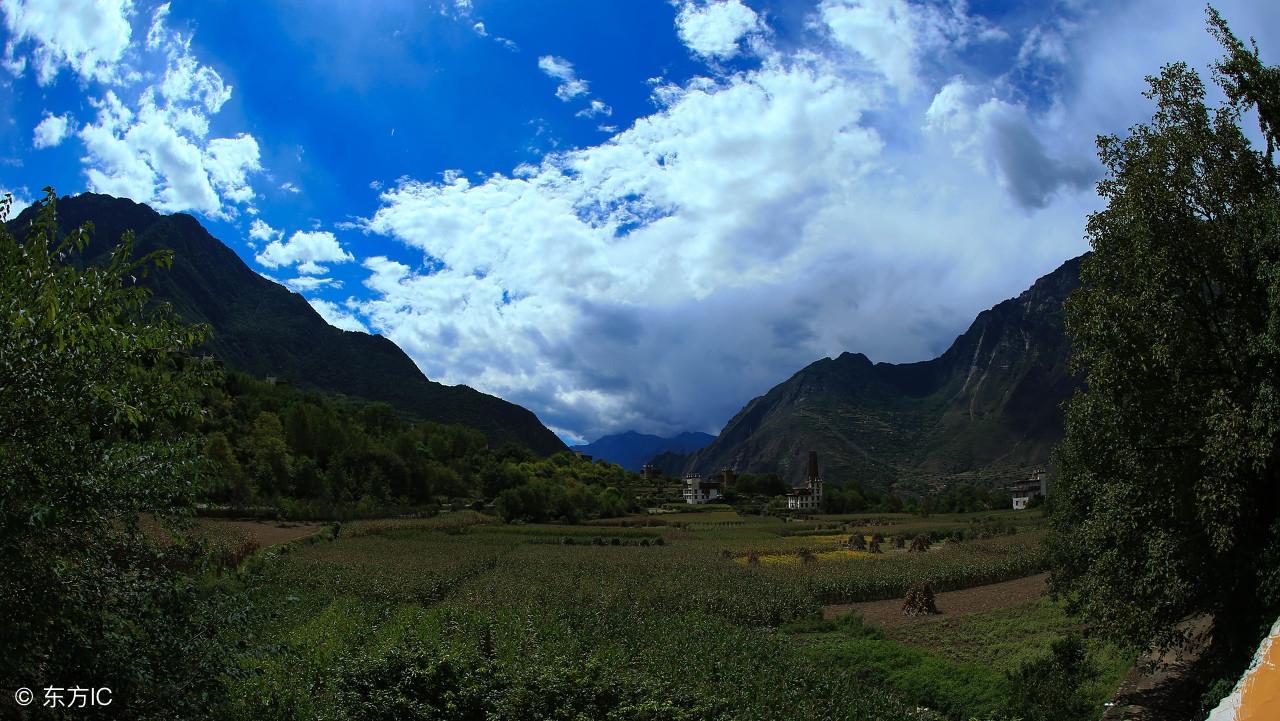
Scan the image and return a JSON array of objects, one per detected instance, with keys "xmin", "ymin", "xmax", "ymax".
[{"xmin": 219, "ymin": 508, "xmax": 1131, "ymax": 720}]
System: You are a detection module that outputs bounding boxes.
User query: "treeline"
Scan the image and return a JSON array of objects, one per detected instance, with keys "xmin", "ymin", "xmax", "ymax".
[
  {"xmin": 710, "ymin": 472, "xmax": 1014, "ymax": 515},
  {"xmin": 199, "ymin": 372, "xmax": 638, "ymax": 521}
]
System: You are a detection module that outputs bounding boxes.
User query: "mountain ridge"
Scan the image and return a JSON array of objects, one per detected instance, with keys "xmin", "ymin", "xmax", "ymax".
[
  {"xmin": 12, "ymin": 193, "xmax": 566, "ymax": 455},
  {"xmin": 572, "ymin": 430, "xmax": 716, "ymax": 472},
  {"xmin": 685, "ymin": 255, "xmax": 1083, "ymax": 492}
]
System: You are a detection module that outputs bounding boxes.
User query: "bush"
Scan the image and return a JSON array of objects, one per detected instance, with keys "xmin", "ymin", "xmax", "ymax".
[
  {"xmin": 1003, "ymin": 635, "xmax": 1098, "ymax": 721},
  {"xmin": 328, "ymin": 641, "xmax": 704, "ymax": 720}
]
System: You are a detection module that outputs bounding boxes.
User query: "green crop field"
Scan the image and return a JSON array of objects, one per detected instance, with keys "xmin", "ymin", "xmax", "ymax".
[{"xmin": 215, "ymin": 508, "xmax": 1125, "ymax": 721}]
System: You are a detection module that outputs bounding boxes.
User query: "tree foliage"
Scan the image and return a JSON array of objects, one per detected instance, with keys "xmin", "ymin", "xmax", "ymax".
[
  {"xmin": 0, "ymin": 191, "xmax": 229, "ymax": 718},
  {"xmin": 1049, "ymin": 12, "xmax": 1280, "ymax": 653},
  {"xmin": 199, "ymin": 373, "xmax": 639, "ymax": 521}
]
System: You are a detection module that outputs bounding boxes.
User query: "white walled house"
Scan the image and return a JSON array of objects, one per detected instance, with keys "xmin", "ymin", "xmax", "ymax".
[
  {"xmin": 1008, "ymin": 469, "xmax": 1048, "ymax": 510},
  {"xmin": 682, "ymin": 473, "xmax": 723, "ymax": 504},
  {"xmin": 787, "ymin": 451, "xmax": 824, "ymax": 511}
]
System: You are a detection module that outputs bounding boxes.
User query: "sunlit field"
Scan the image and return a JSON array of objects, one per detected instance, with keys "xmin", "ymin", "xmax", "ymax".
[{"xmin": 214, "ymin": 509, "xmax": 1090, "ymax": 720}]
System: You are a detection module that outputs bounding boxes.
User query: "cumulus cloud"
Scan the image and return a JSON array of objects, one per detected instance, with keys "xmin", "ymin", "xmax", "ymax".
[
  {"xmin": 674, "ymin": 0, "xmax": 764, "ymax": 61},
  {"xmin": 356, "ymin": 33, "xmax": 1096, "ymax": 440},
  {"xmin": 537, "ymin": 55, "xmax": 590, "ymax": 101},
  {"xmin": 818, "ymin": 0, "xmax": 1004, "ymax": 95},
  {"xmin": 255, "ymin": 230, "xmax": 355, "ymax": 276},
  {"xmin": 7, "ymin": 2, "xmax": 262, "ymax": 218},
  {"xmin": 309, "ymin": 298, "xmax": 369, "ymax": 333},
  {"xmin": 33, "ymin": 112, "xmax": 72, "ymax": 149},
  {"xmin": 248, "ymin": 217, "xmax": 282, "ymax": 244},
  {"xmin": 924, "ymin": 78, "xmax": 1095, "ymax": 209},
  {"xmin": 1, "ymin": 0, "xmax": 135, "ymax": 85}
]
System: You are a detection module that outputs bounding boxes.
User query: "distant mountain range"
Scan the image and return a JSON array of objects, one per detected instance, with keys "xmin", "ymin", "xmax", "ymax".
[
  {"xmin": 571, "ymin": 431, "xmax": 716, "ymax": 471},
  {"xmin": 682, "ymin": 256, "xmax": 1083, "ymax": 492},
  {"xmin": 12, "ymin": 193, "xmax": 565, "ymax": 455}
]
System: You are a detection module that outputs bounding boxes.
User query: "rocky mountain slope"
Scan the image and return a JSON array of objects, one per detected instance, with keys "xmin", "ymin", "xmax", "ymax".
[{"xmin": 685, "ymin": 256, "xmax": 1083, "ymax": 491}]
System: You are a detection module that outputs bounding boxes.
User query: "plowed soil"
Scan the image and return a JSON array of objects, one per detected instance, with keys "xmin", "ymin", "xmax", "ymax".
[{"xmin": 822, "ymin": 572, "xmax": 1049, "ymax": 628}]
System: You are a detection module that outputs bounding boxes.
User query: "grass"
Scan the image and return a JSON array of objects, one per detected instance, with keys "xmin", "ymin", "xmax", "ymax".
[
  {"xmin": 222, "ymin": 509, "xmax": 1112, "ymax": 720},
  {"xmin": 881, "ymin": 597, "xmax": 1135, "ymax": 709},
  {"xmin": 781, "ymin": 598, "xmax": 1134, "ymax": 720}
]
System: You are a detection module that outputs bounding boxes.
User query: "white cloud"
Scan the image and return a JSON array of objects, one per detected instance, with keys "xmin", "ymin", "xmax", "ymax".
[
  {"xmin": 279, "ymin": 181, "xmax": 300, "ymax": 193},
  {"xmin": 67, "ymin": 7, "xmax": 261, "ymax": 217},
  {"xmin": 576, "ymin": 99, "xmax": 613, "ymax": 118},
  {"xmin": 287, "ymin": 276, "xmax": 342, "ymax": 291},
  {"xmin": 33, "ymin": 112, "xmax": 72, "ymax": 149},
  {"xmin": 248, "ymin": 218, "xmax": 282, "ymax": 244},
  {"xmin": 1, "ymin": 186, "xmax": 34, "ymax": 219},
  {"xmin": 255, "ymin": 230, "xmax": 354, "ymax": 275},
  {"xmin": 537, "ymin": 55, "xmax": 590, "ymax": 101},
  {"xmin": 675, "ymin": 0, "xmax": 764, "ymax": 61},
  {"xmin": 309, "ymin": 298, "xmax": 369, "ymax": 333},
  {"xmin": 1, "ymin": 0, "xmax": 134, "ymax": 85},
  {"xmin": 357, "ymin": 40, "xmax": 1095, "ymax": 439},
  {"xmin": 818, "ymin": 0, "xmax": 1004, "ymax": 96},
  {"xmin": 8, "ymin": 2, "xmax": 262, "ymax": 218}
]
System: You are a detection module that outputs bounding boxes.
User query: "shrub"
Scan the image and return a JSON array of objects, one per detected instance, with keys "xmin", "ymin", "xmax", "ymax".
[{"xmin": 1003, "ymin": 635, "xmax": 1098, "ymax": 721}]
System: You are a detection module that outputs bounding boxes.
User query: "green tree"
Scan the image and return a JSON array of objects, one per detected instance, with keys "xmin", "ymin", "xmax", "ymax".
[
  {"xmin": 241, "ymin": 410, "xmax": 292, "ymax": 498},
  {"xmin": 1049, "ymin": 12, "xmax": 1280, "ymax": 655},
  {"xmin": 0, "ymin": 190, "xmax": 229, "ymax": 718},
  {"xmin": 205, "ymin": 430, "xmax": 250, "ymax": 503}
]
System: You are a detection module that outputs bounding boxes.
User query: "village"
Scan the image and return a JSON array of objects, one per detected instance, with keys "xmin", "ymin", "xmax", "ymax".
[{"xmin": 669, "ymin": 450, "xmax": 1048, "ymax": 512}]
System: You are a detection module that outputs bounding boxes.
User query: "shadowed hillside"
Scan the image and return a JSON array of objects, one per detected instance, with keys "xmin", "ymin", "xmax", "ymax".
[
  {"xmin": 9, "ymin": 193, "xmax": 565, "ymax": 455},
  {"xmin": 686, "ymin": 256, "xmax": 1083, "ymax": 491}
]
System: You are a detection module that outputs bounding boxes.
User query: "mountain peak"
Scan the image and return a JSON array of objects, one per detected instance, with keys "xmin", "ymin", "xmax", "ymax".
[
  {"xmin": 11, "ymin": 193, "xmax": 566, "ymax": 455},
  {"xmin": 685, "ymin": 255, "xmax": 1084, "ymax": 491}
]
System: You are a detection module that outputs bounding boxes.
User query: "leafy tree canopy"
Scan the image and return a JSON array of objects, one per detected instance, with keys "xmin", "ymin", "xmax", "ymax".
[
  {"xmin": 0, "ymin": 190, "xmax": 229, "ymax": 718},
  {"xmin": 1050, "ymin": 10, "xmax": 1280, "ymax": 654}
]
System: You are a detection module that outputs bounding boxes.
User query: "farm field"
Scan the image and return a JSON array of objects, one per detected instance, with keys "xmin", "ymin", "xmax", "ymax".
[{"xmin": 218, "ymin": 507, "xmax": 1127, "ymax": 720}]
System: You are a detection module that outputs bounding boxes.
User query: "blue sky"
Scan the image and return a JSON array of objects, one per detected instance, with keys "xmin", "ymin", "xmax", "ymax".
[{"xmin": 2, "ymin": 0, "xmax": 1278, "ymax": 444}]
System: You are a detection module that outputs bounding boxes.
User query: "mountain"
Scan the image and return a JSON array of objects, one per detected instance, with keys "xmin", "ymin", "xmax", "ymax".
[
  {"xmin": 12, "ymin": 193, "xmax": 565, "ymax": 455},
  {"xmin": 685, "ymin": 256, "xmax": 1083, "ymax": 492},
  {"xmin": 572, "ymin": 431, "xmax": 716, "ymax": 471}
]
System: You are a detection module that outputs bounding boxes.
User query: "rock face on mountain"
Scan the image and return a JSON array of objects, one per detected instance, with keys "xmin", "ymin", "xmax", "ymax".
[
  {"xmin": 571, "ymin": 431, "xmax": 716, "ymax": 471},
  {"xmin": 12, "ymin": 193, "xmax": 565, "ymax": 455},
  {"xmin": 686, "ymin": 256, "xmax": 1084, "ymax": 492}
]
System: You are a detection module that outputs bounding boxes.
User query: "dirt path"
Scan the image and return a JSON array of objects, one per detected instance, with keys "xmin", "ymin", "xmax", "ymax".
[
  {"xmin": 195, "ymin": 518, "xmax": 328, "ymax": 548},
  {"xmin": 822, "ymin": 573, "xmax": 1049, "ymax": 628},
  {"xmin": 1102, "ymin": 615, "xmax": 1214, "ymax": 721}
]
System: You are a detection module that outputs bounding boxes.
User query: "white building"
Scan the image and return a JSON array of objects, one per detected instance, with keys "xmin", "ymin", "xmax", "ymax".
[
  {"xmin": 1008, "ymin": 469, "xmax": 1048, "ymax": 510},
  {"xmin": 682, "ymin": 473, "xmax": 723, "ymax": 504},
  {"xmin": 787, "ymin": 451, "xmax": 824, "ymax": 511}
]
